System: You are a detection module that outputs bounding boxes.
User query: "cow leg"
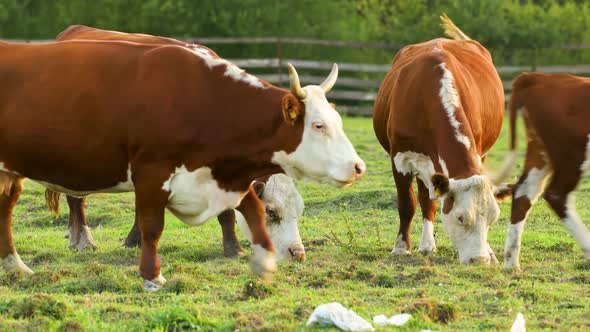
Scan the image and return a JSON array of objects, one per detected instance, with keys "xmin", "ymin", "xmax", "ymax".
[
  {"xmin": 0, "ymin": 172, "xmax": 32, "ymax": 274},
  {"xmin": 123, "ymin": 215, "xmax": 142, "ymax": 248},
  {"xmin": 217, "ymin": 209, "xmax": 245, "ymax": 258},
  {"xmin": 391, "ymin": 167, "xmax": 416, "ymax": 255},
  {"xmin": 134, "ymin": 174, "xmax": 170, "ymax": 292},
  {"xmin": 236, "ymin": 188, "xmax": 276, "ymax": 280},
  {"xmin": 416, "ymin": 178, "xmax": 436, "ymax": 255},
  {"xmin": 503, "ymin": 142, "xmax": 549, "ymax": 269},
  {"xmin": 543, "ymin": 171, "xmax": 590, "ymax": 261},
  {"xmin": 65, "ymin": 196, "xmax": 97, "ymax": 251}
]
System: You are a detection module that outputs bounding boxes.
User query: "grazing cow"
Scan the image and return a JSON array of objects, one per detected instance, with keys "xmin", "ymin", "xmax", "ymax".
[
  {"xmin": 51, "ymin": 25, "xmax": 306, "ymax": 261},
  {"xmin": 500, "ymin": 72, "xmax": 590, "ymax": 269},
  {"xmin": 46, "ymin": 174, "xmax": 306, "ymax": 261},
  {"xmin": 0, "ymin": 38, "xmax": 365, "ymax": 290},
  {"xmin": 373, "ymin": 15, "xmax": 509, "ymax": 264}
]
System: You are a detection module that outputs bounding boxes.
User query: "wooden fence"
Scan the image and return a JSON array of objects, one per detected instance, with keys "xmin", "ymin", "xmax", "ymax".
[{"xmin": 6, "ymin": 37, "xmax": 590, "ymax": 116}]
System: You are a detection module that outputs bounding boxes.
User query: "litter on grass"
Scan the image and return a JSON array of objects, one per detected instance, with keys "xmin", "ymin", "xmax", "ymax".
[
  {"xmin": 373, "ymin": 313, "xmax": 411, "ymax": 326},
  {"xmin": 510, "ymin": 313, "xmax": 526, "ymax": 332},
  {"xmin": 306, "ymin": 302, "xmax": 374, "ymax": 331}
]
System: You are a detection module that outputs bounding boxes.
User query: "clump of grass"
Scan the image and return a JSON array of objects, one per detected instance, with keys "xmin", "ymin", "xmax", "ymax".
[
  {"xmin": 233, "ymin": 311, "xmax": 266, "ymax": 331},
  {"xmin": 61, "ymin": 321, "xmax": 85, "ymax": 332},
  {"xmin": 407, "ymin": 298, "xmax": 458, "ymax": 324},
  {"xmin": 239, "ymin": 279, "xmax": 274, "ymax": 300},
  {"xmin": 6, "ymin": 293, "xmax": 67, "ymax": 319}
]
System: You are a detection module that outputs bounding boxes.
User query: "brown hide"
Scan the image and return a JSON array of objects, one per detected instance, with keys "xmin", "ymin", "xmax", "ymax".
[
  {"xmin": 373, "ymin": 38, "xmax": 504, "ymax": 178},
  {"xmin": 0, "ymin": 40, "xmax": 303, "ymax": 192}
]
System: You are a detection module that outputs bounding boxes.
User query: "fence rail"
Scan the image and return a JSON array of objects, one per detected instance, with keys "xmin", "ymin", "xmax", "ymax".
[{"xmin": 4, "ymin": 37, "xmax": 590, "ymax": 116}]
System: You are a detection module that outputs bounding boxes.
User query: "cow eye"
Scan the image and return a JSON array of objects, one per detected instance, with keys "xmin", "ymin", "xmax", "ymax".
[
  {"xmin": 265, "ymin": 206, "xmax": 279, "ymax": 222},
  {"xmin": 312, "ymin": 121, "xmax": 326, "ymax": 132}
]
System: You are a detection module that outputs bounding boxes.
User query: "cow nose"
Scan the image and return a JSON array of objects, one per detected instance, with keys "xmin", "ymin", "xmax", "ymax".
[
  {"xmin": 469, "ymin": 256, "xmax": 491, "ymax": 264},
  {"xmin": 354, "ymin": 160, "xmax": 366, "ymax": 177},
  {"xmin": 288, "ymin": 247, "xmax": 306, "ymax": 261}
]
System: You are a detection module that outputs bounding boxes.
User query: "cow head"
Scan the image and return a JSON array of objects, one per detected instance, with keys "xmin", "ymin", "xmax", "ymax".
[
  {"xmin": 432, "ymin": 173, "xmax": 510, "ymax": 264},
  {"xmin": 272, "ymin": 64, "xmax": 366, "ymax": 187},
  {"xmin": 237, "ymin": 174, "xmax": 305, "ymax": 261}
]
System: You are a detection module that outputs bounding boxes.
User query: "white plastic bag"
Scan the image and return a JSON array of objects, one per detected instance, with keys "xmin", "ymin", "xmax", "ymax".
[
  {"xmin": 510, "ymin": 313, "xmax": 526, "ymax": 332},
  {"xmin": 306, "ymin": 302, "xmax": 374, "ymax": 331},
  {"xmin": 373, "ymin": 313, "xmax": 411, "ymax": 326}
]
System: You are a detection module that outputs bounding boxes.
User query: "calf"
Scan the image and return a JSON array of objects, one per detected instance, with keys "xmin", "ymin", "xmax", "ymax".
[
  {"xmin": 501, "ymin": 72, "xmax": 590, "ymax": 269},
  {"xmin": 0, "ymin": 38, "xmax": 365, "ymax": 290},
  {"xmin": 373, "ymin": 15, "xmax": 508, "ymax": 264}
]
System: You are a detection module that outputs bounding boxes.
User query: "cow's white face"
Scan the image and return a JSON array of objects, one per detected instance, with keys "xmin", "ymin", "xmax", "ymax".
[
  {"xmin": 237, "ymin": 174, "xmax": 305, "ymax": 261},
  {"xmin": 435, "ymin": 175, "xmax": 500, "ymax": 264},
  {"xmin": 272, "ymin": 64, "xmax": 365, "ymax": 187}
]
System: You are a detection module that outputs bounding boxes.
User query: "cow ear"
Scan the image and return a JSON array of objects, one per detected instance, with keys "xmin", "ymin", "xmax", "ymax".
[
  {"xmin": 282, "ymin": 94, "xmax": 302, "ymax": 125},
  {"xmin": 431, "ymin": 173, "xmax": 450, "ymax": 197},
  {"xmin": 252, "ymin": 181, "xmax": 265, "ymax": 198},
  {"xmin": 494, "ymin": 183, "xmax": 513, "ymax": 202}
]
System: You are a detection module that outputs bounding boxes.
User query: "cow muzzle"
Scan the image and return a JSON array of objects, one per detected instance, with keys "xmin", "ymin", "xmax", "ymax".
[{"xmin": 288, "ymin": 245, "xmax": 306, "ymax": 261}]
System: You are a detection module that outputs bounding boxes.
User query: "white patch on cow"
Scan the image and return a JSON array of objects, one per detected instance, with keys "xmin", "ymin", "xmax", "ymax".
[
  {"xmin": 188, "ymin": 47, "xmax": 264, "ymax": 88},
  {"xmin": 236, "ymin": 174, "xmax": 305, "ymax": 261},
  {"xmin": 250, "ymin": 244, "xmax": 277, "ymax": 278},
  {"xmin": 581, "ymin": 134, "xmax": 590, "ymax": 172},
  {"xmin": 271, "ymin": 86, "xmax": 364, "ymax": 187},
  {"xmin": 438, "ymin": 63, "xmax": 471, "ymax": 149},
  {"xmin": 418, "ymin": 219, "xmax": 437, "ymax": 254},
  {"xmin": 438, "ymin": 156, "xmax": 449, "ymax": 176},
  {"xmin": 391, "ymin": 234, "xmax": 410, "ymax": 255},
  {"xmin": 0, "ymin": 253, "xmax": 33, "ymax": 274},
  {"xmin": 68, "ymin": 225, "xmax": 97, "ymax": 251},
  {"xmin": 504, "ymin": 221, "xmax": 525, "ymax": 269},
  {"xmin": 36, "ymin": 166, "xmax": 134, "ymax": 197},
  {"xmin": 162, "ymin": 165, "xmax": 245, "ymax": 226},
  {"xmin": 143, "ymin": 273, "xmax": 167, "ymax": 292},
  {"xmin": 441, "ymin": 175, "xmax": 500, "ymax": 264},
  {"xmin": 515, "ymin": 167, "xmax": 549, "ymax": 204},
  {"xmin": 393, "ymin": 151, "xmax": 437, "ymax": 199},
  {"xmin": 562, "ymin": 193, "xmax": 590, "ymax": 259}
]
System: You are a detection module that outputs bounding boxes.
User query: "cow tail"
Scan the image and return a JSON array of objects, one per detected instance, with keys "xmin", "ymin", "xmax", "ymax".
[
  {"xmin": 490, "ymin": 75, "xmax": 530, "ymax": 185},
  {"xmin": 45, "ymin": 189, "xmax": 61, "ymax": 218},
  {"xmin": 440, "ymin": 14, "xmax": 470, "ymax": 41}
]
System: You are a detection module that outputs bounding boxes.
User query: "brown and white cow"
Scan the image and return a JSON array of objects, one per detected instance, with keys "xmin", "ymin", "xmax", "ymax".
[
  {"xmin": 500, "ymin": 72, "xmax": 590, "ymax": 269},
  {"xmin": 47, "ymin": 173, "xmax": 306, "ymax": 261},
  {"xmin": 50, "ymin": 26, "xmax": 306, "ymax": 261},
  {"xmin": 0, "ymin": 38, "xmax": 365, "ymax": 290},
  {"xmin": 373, "ymin": 15, "xmax": 508, "ymax": 264}
]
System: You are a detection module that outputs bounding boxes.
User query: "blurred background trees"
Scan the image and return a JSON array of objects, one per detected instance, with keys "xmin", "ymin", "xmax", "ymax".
[{"xmin": 1, "ymin": 0, "xmax": 589, "ymax": 65}]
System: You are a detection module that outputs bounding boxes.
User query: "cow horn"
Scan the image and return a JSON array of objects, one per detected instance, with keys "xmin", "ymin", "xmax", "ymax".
[
  {"xmin": 319, "ymin": 63, "xmax": 338, "ymax": 93},
  {"xmin": 287, "ymin": 63, "xmax": 306, "ymax": 99}
]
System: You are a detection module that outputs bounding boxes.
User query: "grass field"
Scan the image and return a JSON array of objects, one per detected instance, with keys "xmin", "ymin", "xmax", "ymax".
[{"xmin": 0, "ymin": 116, "xmax": 589, "ymax": 331}]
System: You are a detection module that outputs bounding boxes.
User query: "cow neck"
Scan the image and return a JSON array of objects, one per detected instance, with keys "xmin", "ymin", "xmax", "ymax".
[
  {"xmin": 431, "ymin": 108, "xmax": 481, "ymax": 180},
  {"xmin": 208, "ymin": 87, "xmax": 304, "ymax": 192}
]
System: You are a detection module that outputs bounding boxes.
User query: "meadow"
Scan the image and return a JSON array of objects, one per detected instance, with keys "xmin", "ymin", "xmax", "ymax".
[{"xmin": 0, "ymin": 116, "xmax": 588, "ymax": 331}]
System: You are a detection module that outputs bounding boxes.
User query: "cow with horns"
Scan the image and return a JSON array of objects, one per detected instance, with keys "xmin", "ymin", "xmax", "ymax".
[
  {"xmin": 373, "ymin": 15, "xmax": 510, "ymax": 264},
  {"xmin": 47, "ymin": 25, "xmax": 308, "ymax": 263},
  {"xmin": 0, "ymin": 36, "xmax": 365, "ymax": 290}
]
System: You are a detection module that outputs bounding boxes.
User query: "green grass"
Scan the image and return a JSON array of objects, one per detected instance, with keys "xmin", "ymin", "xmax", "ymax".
[{"xmin": 1, "ymin": 116, "xmax": 589, "ymax": 331}]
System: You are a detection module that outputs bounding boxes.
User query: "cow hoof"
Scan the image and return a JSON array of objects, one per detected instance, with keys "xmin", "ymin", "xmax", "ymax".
[
  {"xmin": 223, "ymin": 246, "xmax": 245, "ymax": 259},
  {"xmin": 390, "ymin": 248, "xmax": 411, "ymax": 256},
  {"xmin": 1, "ymin": 254, "xmax": 34, "ymax": 275},
  {"xmin": 418, "ymin": 245, "xmax": 437, "ymax": 256},
  {"xmin": 489, "ymin": 252, "xmax": 499, "ymax": 264},
  {"xmin": 123, "ymin": 237, "xmax": 141, "ymax": 248},
  {"xmin": 143, "ymin": 274, "xmax": 166, "ymax": 292},
  {"xmin": 250, "ymin": 245, "xmax": 277, "ymax": 279}
]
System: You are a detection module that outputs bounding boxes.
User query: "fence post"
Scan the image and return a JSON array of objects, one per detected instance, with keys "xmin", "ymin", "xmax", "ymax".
[
  {"xmin": 276, "ymin": 37, "xmax": 282, "ymax": 85},
  {"xmin": 531, "ymin": 48, "xmax": 537, "ymax": 71}
]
